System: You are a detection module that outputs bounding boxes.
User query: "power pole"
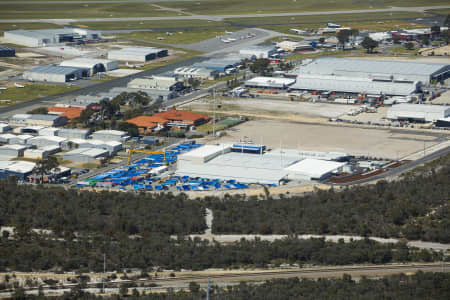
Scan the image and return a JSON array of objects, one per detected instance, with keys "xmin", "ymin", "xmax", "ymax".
[
  {"xmin": 206, "ymin": 277, "xmax": 210, "ymax": 300},
  {"xmin": 102, "ymin": 253, "xmax": 106, "ymax": 293},
  {"xmin": 212, "ymin": 89, "xmax": 216, "ymax": 137}
]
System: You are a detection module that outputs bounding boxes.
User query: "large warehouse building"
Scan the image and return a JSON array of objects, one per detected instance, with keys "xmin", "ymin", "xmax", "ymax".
[
  {"xmin": 245, "ymin": 77, "xmax": 296, "ymax": 89},
  {"xmin": 176, "ymin": 144, "xmax": 348, "ymax": 184},
  {"xmin": 23, "ymin": 65, "xmax": 88, "ymax": 83},
  {"xmin": 387, "ymin": 104, "xmax": 450, "ymax": 122},
  {"xmin": 295, "ymin": 58, "xmax": 450, "ymax": 83},
  {"xmin": 108, "ymin": 47, "xmax": 168, "ymax": 62},
  {"xmin": 60, "ymin": 58, "xmax": 118, "ymax": 76},
  {"xmin": 4, "ymin": 28, "xmax": 101, "ymax": 47},
  {"xmin": 291, "ymin": 74, "xmax": 420, "ymax": 96}
]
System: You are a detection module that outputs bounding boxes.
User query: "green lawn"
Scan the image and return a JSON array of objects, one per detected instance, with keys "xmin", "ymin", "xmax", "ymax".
[
  {"xmin": 155, "ymin": 0, "xmax": 449, "ymax": 15},
  {"xmin": 73, "ymin": 19, "xmax": 229, "ymax": 30},
  {"xmin": 0, "ymin": 22, "xmax": 63, "ymax": 36},
  {"xmin": 0, "ymin": 3, "xmax": 180, "ymax": 19},
  {"xmin": 118, "ymin": 27, "xmax": 237, "ymax": 45},
  {"xmin": 226, "ymin": 11, "xmax": 428, "ymax": 33},
  {"xmin": 0, "ymin": 84, "xmax": 79, "ymax": 106},
  {"xmin": 388, "ymin": 46, "xmax": 420, "ymax": 55}
]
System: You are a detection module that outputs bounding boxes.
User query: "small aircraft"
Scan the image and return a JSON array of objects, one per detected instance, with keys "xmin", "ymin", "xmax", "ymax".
[
  {"xmin": 14, "ymin": 83, "xmax": 24, "ymax": 88},
  {"xmin": 326, "ymin": 22, "xmax": 341, "ymax": 28},
  {"xmin": 0, "ymin": 87, "xmax": 7, "ymax": 90},
  {"xmin": 221, "ymin": 39, "xmax": 231, "ymax": 43},
  {"xmin": 225, "ymin": 31, "xmax": 233, "ymax": 34}
]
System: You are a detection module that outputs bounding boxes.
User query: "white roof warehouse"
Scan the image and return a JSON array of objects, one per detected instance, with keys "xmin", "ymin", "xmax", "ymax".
[
  {"xmin": 108, "ymin": 47, "xmax": 168, "ymax": 62},
  {"xmin": 387, "ymin": 104, "xmax": 450, "ymax": 122},
  {"xmin": 23, "ymin": 65, "xmax": 88, "ymax": 83},
  {"xmin": 295, "ymin": 58, "xmax": 450, "ymax": 83},
  {"xmin": 245, "ymin": 77, "xmax": 296, "ymax": 89},
  {"xmin": 60, "ymin": 58, "xmax": 118, "ymax": 76}
]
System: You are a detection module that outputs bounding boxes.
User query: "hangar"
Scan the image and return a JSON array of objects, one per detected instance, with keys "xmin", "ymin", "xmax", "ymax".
[
  {"xmin": 23, "ymin": 65, "xmax": 88, "ymax": 83},
  {"xmin": 295, "ymin": 58, "xmax": 450, "ymax": 83},
  {"xmin": 4, "ymin": 28, "xmax": 101, "ymax": 47},
  {"xmin": 239, "ymin": 45, "xmax": 277, "ymax": 59},
  {"xmin": 60, "ymin": 58, "xmax": 118, "ymax": 76},
  {"xmin": 387, "ymin": 104, "xmax": 450, "ymax": 122},
  {"xmin": 108, "ymin": 47, "xmax": 168, "ymax": 62}
]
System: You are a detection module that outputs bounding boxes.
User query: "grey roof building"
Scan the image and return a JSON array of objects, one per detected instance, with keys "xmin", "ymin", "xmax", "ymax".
[
  {"xmin": 60, "ymin": 58, "xmax": 118, "ymax": 76},
  {"xmin": 57, "ymin": 128, "xmax": 90, "ymax": 139},
  {"xmin": 295, "ymin": 58, "xmax": 450, "ymax": 83},
  {"xmin": 63, "ymin": 148, "xmax": 109, "ymax": 163},
  {"xmin": 0, "ymin": 144, "xmax": 28, "ymax": 158},
  {"xmin": 10, "ymin": 114, "xmax": 68, "ymax": 127},
  {"xmin": 108, "ymin": 47, "xmax": 168, "ymax": 62},
  {"xmin": 23, "ymin": 65, "xmax": 88, "ymax": 83},
  {"xmin": 90, "ymin": 130, "xmax": 128, "ymax": 142},
  {"xmin": 387, "ymin": 104, "xmax": 450, "ymax": 122},
  {"xmin": 4, "ymin": 28, "xmax": 101, "ymax": 47}
]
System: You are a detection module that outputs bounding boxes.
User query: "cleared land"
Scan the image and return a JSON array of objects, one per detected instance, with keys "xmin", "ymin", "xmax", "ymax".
[
  {"xmin": 0, "ymin": 83, "xmax": 79, "ymax": 107},
  {"xmin": 0, "ymin": 3, "xmax": 180, "ymax": 19},
  {"xmin": 211, "ymin": 119, "xmax": 443, "ymax": 159},
  {"xmin": 157, "ymin": 0, "xmax": 450, "ymax": 15}
]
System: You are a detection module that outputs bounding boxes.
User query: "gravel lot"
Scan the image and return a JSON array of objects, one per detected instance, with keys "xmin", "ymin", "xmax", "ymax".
[{"xmin": 212, "ymin": 119, "xmax": 445, "ymax": 159}]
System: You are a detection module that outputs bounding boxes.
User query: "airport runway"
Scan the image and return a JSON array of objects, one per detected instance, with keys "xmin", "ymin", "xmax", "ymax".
[{"xmin": 0, "ymin": 5, "xmax": 449, "ymax": 23}]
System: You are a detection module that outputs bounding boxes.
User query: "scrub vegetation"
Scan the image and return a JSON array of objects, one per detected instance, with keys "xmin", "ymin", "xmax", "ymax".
[{"xmin": 0, "ymin": 84, "xmax": 79, "ymax": 106}]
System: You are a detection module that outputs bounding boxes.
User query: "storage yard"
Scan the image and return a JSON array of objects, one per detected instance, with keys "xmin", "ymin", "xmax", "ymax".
[{"xmin": 210, "ymin": 119, "xmax": 445, "ymax": 159}]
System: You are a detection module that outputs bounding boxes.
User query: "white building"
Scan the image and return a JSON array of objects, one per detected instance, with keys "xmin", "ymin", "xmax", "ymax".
[
  {"xmin": 57, "ymin": 128, "xmax": 90, "ymax": 139},
  {"xmin": 63, "ymin": 148, "xmax": 109, "ymax": 163},
  {"xmin": 24, "ymin": 145, "xmax": 61, "ymax": 159},
  {"xmin": 295, "ymin": 57, "xmax": 450, "ymax": 83},
  {"xmin": 239, "ymin": 46, "xmax": 277, "ymax": 59},
  {"xmin": 127, "ymin": 76, "xmax": 183, "ymax": 91},
  {"xmin": 285, "ymin": 158, "xmax": 346, "ymax": 181},
  {"xmin": 291, "ymin": 74, "xmax": 419, "ymax": 96},
  {"xmin": 178, "ymin": 144, "xmax": 232, "ymax": 164},
  {"xmin": 387, "ymin": 104, "xmax": 450, "ymax": 122},
  {"xmin": 108, "ymin": 47, "xmax": 168, "ymax": 62},
  {"xmin": 276, "ymin": 41, "xmax": 314, "ymax": 52},
  {"xmin": 244, "ymin": 77, "xmax": 296, "ymax": 89},
  {"xmin": 8, "ymin": 135, "xmax": 33, "ymax": 145},
  {"xmin": 60, "ymin": 58, "xmax": 118, "ymax": 76},
  {"xmin": 90, "ymin": 130, "xmax": 128, "ymax": 142},
  {"xmin": 174, "ymin": 67, "xmax": 219, "ymax": 80},
  {"xmin": 4, "ymin": 28, "xmax": 101, "ymax": 47},
  {"xmin": 23, "ymin": 65, "xmax": 88, "ymax": 83},
  {"xmin": 0, "ymin": 123, "xmax": 11, "ymax": 133},
  {"xmin": 38, "ymin": 127, "xmax": 59, "ymax": 136},
  {"xmin": 0, "ymin": 144, "xmax": 28, "ymax": 157},
  {"xmin": 27, "ymin": 136, "xmax": 66, "ymax": 147},
  {"xmin": 9, "ymin": 114, "xmax": 67, "ymax": 127}
]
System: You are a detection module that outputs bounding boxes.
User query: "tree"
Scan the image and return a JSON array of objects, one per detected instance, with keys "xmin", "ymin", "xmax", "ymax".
[
  {"xmin": 421, "ymin": 37, "xmax": 430, "ymax": 46},
  {"xmin": 404, "ymin": 42, "xmax": 415, "ymax": 50},
  {"xmin": 119, "ymin": 284, "xmax": 128, "ymax": 297},
  {"xmin": 249, "ymin": 58, "xmax": 271, "ymax": 75},
  {"xmin": 33, "ymin": 156, "xmax": 59, "ymax": 184},
  {"xmin": 392, "ymin": 36, "xmax": 401, "ymax": 44},
  {"xmin": 444, "ymin": 14, "xmax": 450, "ymax": 27},
  {"xmin": 336, "ymin": 29, "xmax": 352, "ymax": 50},
  {"xmin": 431, "ymin": 25, "xmax": 441, "ymax": 37},
  {"xmin": 189, "ymin": 281, "xmax": 200, "ymax": 293},
  {"xmin": 441, "ymin": 29, "xmax": 449, "ymax": 45},
  {"xmin": 27, "ymin": 107, "xmax": 48, "ymax": 114},
  {"xmin": 361, "ymin": 37, "xmax": 378, "ymax": 53},
  {"xmin": 118, "ymin": 122, "xmax": 139, "ymax": 137}
]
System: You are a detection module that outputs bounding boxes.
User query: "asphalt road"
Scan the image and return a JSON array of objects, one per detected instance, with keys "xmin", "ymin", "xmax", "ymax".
[
  {"xmin": 0, "ymin": 55, "xmax": 208, "ymax": 119},
  {"xmin": 335, "ymin": 145, "xmax": 450, "ymax": 186},
  {"xmin": 1, "ymin": 5, "xmax": 449, "ymax": 23},
  {"xmin": 2, "ymin": 263, "xmax": 448, "ymax": 297}
]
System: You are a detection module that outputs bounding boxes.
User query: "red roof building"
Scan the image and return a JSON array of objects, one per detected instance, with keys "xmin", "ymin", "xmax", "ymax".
[
  {"xmin": 48, "ymin": 106, "xmax": 85, "ymax": 120},
  {"xmin": 126, "ymin": 115, "xmax": 169, "ymax": 134},
  {"xmin": 153, "ymin": 109, "xmax": 210, "ymax": 128}
]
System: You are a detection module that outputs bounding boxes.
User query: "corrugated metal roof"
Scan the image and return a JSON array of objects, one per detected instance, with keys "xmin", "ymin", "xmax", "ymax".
[
  {"xmin": 60, "ymin": 58, "xmax": 115, "ymax": 68},
  {"xmin": 25, "ymin": 65, "xmax": 86, "ymax": 75},
  {"xmin": 296, "ymin": 57, "xmax": 449, "ymax": 79},
  {"xmin": 28, "ymin": 114, "xmax": 63, "ymax": 121},
  {"xmin": 291, "ymin": 74, "xmax": 418, "ymax": 96},
  {"xmin": 389, "ymin": 104, "xmax": 450, "ymax": 113},
  {"xmin": 285, "ymin": 158, "xmax": 346, "ymax": 178},
  {"xmin": 109, "ymin": 47, "xmax": 166, "ymax": 56}
]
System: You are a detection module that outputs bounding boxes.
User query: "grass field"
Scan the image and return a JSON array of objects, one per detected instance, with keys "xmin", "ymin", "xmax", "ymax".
[
  {"xmin": 74, "ymin": 19, "xmax": 229, "ymax": 30},
  {"xmin": 0, "ymin": 3, "xmax": 180, "ymax": 19},
  {"xmin": 226, "ymin": 11, "xmax": 428, "ymax": 33},
  {"xmin": 0, "ymin": 84, "xmax": 78, "ymax": 106},
  {"xmin": 156, "ymin": 0, "xmax": 449, "ymax": 15},
  {"xmin": 118, "ymin": 27, "xmax": 237, "ymax": 45},
  {"xmin": 0, "ymin": 23, "xmax": 62, "ymax": 35}
]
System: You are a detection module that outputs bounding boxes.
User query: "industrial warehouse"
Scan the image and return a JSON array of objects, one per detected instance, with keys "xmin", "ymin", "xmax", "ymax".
[
  {"xmin": 107, "ymin": 47, "xmax": 168, "ymax": 62},
  {"xmin": 387, "ymin": 104, "xmax": 450, "ymax": 122},
  {"xmin": 175, "ymin": 143, "xmax": 349, "ymax": 184},
  {"xmin": 60, "ymin": 58, "xmax": 118, "ymax": 76},
  {"xmin": 3, "ymin": 28, "xmax": 102, "ymax": 47},
  {"xmin": 23, "ymin": 65, "xmax": 89, "ymax": 83}
]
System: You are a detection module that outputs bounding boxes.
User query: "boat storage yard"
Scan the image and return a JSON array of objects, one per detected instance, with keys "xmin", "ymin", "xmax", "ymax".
[{"xmin": 80, "ymin": 142, "xmax": 350, "ymax": 191}]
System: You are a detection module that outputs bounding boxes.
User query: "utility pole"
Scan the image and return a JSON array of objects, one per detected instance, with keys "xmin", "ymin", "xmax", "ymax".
[
  {"xmin": 102, "ymin": 253, "xmax": 106, "ymax": 293},
  {"xmin": 206, "ymin": 277, "xmax": 210, "ymax": 300},
  {"xmin": 212, "ymin": 89, "xmax": 216, "ymax": 137}
]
